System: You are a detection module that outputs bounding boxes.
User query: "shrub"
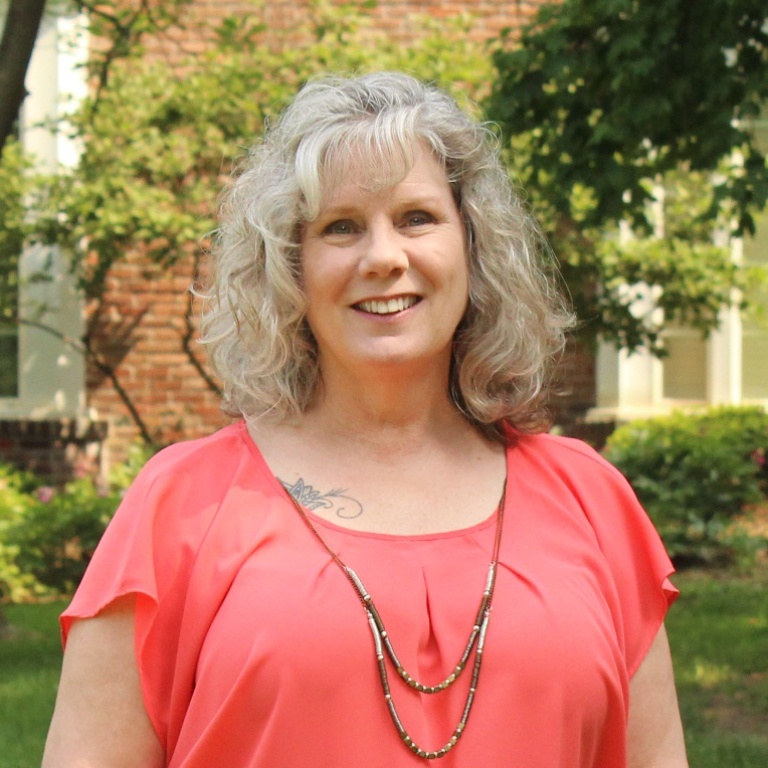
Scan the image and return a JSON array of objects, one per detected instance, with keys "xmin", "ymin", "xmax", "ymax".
[
  {"xmin": 603, "ymin": 406, "xmax": 768, "ymax": 566},
  {"xmin": 4, "ymin": 479, "xmax": 120, "ymax": 596},
  {"xmin": 0, "ymin": 442, "xmax": 155, "ymax": 600},
  {"xmin": 0, "ymin": 466, "xmax": 46, "ymax": 602}
]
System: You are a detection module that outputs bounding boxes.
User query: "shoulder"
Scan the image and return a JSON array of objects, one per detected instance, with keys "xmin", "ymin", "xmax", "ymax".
[
  {"xmin": 137, "ymin": 422, "xmax": 249, "ymax": 483},
  {"xmin": 508, "ymin": 430, "xmax": 628, "ymax": 484},
  {"xmin": 122, "ymin": 422, "xmax": 257, "ymax": 512},
  {"xmin": 506, "ymin": 429, "xmax": 645, "ymax": 523}
]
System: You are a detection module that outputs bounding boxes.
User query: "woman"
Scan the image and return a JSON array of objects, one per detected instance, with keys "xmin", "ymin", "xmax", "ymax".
[{"xmin": 43, "ymin": 72, "xmax": 688, "ymax": 767}]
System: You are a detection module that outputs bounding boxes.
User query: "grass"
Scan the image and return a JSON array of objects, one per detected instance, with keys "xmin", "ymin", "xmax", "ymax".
[
  {"xmin": 0, "ymin": 600, "xmax": 63, "ymax": 768},
  {"xmin": 0, "ymin": 569, "xmax": 766, "ymax": 767},
  {"xmin": 667, "ymin": 566, "xmax": 768, "ymax": 767}
]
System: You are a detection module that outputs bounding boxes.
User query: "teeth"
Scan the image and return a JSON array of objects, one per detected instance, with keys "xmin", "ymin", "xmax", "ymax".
[{"xmin": 358, "ymin": 296, "xmax": 418, "ymax": 314}]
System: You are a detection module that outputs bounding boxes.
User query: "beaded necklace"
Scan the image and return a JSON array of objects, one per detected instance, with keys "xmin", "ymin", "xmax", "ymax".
[{"xmin": 285, "ymin": 483, "xmax": 507, "ymax": 761}]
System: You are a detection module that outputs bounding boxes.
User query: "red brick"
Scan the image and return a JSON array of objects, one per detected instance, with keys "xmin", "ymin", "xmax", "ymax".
[{"xmin": 83, "ymin": 0, "xmax": 582, "ymax": 469}]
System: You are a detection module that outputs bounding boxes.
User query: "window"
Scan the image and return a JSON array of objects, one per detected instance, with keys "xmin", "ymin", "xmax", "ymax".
[
  {"xmin": 742, "ymin": 208, "xmax": 768, "ymax": 400},
  {"xmin": 0, "ymin": 279, "xmax": 19, "ymax": 398},
  {"xmin": 0, "ymin": 9, "xmax": 88, "ymax": 418},
  {"xmin": 662, "ymin": 329, "xmax": 708, "ymax": 401}
]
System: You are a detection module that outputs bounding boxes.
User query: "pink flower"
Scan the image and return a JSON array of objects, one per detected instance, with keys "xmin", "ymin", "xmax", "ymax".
[
  {"xmin": 751, "ymin": 449, "xmax": 766, "ymax": 468},
  {"xmin": 36, "ymin": 486, "xmax": 56, "ymax": 503}
]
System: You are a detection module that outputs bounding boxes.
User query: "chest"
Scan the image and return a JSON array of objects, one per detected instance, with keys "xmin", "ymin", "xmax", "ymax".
[
  {"xmin": 182, "ymin": 496, "xmax": 628, "ymax": 766},
  {"xmin": 257, "ymin": 438, "xmax": 507, "ymax": 536}
]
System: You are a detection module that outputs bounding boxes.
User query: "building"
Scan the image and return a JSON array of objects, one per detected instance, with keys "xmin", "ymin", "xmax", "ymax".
[{"xmin": 1, "ymin": 0, "xmax": 765, "ymax": 479}]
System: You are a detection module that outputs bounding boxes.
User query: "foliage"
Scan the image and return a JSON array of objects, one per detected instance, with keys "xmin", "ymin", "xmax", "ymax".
[
  {"xmin": 0, "ymin": 0, "xmax": 494, "ymax": 442},
  {"xmin": 6, "ymin": 0, "xmax": 762, "ymax": 402},
  {"xmin": 4, "ymin": 479, "xmax": 118, "ymax": 595},
  {"xmin": 574, "ymin": 232, "xmax": 762, "ymax": 353},
  {"xmin": 488, "ymin": 0, "xmax": 768, "ymax": 352},
  {"xmin": 0, "ymin": 466, "xmax": 44, "ymax": 603},
  {"xmin": 30, "ymin": 1, "xmax": 493, "ymax": 297},
  {"xmin": 488, "ymin": 0, "xmax": 768, "ymax": 234},
  {"xmin": 0, "ymin": 140, "xmax": 29, "ymax": 327},
  {"xmin": 0, "ymin": 445, "xmax": 153, "ymax": 600},
  {"xmin": 3, "ymin": 0, "xmax": 766, "ymax": 444},
  {"xmin": 603, "ymin": 407, "xmax": 768, "ymax": 565}
]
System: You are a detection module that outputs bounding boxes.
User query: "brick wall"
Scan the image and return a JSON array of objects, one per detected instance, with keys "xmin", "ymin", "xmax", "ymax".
[
  {"xmin": 82, "ymin": 0, "xmax": 595, "ymax": 467},
  {"xmin": 86, "ymin": 249, "xmax": 229, "ymax": 466},
  {"xmin": 143, "ymin": 0, "xmax": 548, "ymax": 56}
]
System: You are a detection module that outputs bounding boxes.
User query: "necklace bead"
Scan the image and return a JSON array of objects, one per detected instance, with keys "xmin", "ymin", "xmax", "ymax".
[{"xmin": 285, "ymin": 483, "xmax": 506, "ymax": 760}]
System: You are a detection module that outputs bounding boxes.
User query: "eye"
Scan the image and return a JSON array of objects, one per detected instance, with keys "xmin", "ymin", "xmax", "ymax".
[
  {"xmin": 403, "ymin": 211, "xmax": 435, "ymax": 228},
  {"xmin": 323, "ymin": 219, "xmax": 357, "ymax": 236}
]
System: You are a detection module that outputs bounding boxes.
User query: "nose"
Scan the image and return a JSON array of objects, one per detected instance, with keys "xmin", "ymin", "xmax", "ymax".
[{"xmin": 358, "ymin": 225, "xmax": 409, "ymax": 278}]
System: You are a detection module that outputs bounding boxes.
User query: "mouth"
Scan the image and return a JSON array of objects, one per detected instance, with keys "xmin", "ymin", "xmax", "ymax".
[{"xmin": 353, "ymin": 295, "xmax": 421, "ymax": 315}]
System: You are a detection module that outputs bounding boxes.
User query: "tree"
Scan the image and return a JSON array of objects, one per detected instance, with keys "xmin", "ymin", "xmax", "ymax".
[
  {"xmin": 2, "ymin": 0, "xmax": 494, "ymax": 443},
  {"xmin": 8, "ymin": 0, "xmax": 766, "ymax": 426},
  {"xmin": 33, "ymin": 2, "xmax": 490, "ymax": 293},
  {"xmin": 487, "ymin": 0, "xmax": 768, "ymax": 352},
  {"xmin": 2, "ymin": 0, "xmax": 494, "ymax": 619},
  {"xmin": 0, "ymin": 0, "xmax": 201, "ymax": 160},
  {"xmin": 0, "ymin": 0, "xmax": 47, "ymax": 158}
]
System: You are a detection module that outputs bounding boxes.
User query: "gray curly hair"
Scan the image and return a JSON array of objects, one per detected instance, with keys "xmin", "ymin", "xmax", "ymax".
[{"xmin": 200, "ymin": 71, "xmax": 574, "ymax": 439}]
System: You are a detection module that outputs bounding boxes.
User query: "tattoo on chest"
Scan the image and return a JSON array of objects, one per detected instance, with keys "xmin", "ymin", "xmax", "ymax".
[{"xmin": 279, "ymin": 476, "xmax": 364, "ymax": 519}]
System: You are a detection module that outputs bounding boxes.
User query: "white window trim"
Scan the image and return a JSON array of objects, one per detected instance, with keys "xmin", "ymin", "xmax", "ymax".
[{"xmin": 590, "ymin": 234, "xmax": 767, "ymax": 423}]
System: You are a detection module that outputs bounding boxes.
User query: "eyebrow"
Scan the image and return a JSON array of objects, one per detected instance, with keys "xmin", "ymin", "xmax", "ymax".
[{"xmin": 317, "ymin": 192, "xmax": 450, "ymax": 218}]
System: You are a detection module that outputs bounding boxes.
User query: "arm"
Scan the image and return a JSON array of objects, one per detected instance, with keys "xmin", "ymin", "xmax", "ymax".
[
  {"xmin": 627, "ymin": 623, "xmax": 689, "ymax": 768},
  {"xmin": 42, "ymin": 595, "xmax": 165, "ymax": 768}
]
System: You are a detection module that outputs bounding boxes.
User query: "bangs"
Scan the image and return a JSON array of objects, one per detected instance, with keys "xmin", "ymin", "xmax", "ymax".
[{"xmin": 295, "ymin": 110, "xmax": 436, "ymax": 220}]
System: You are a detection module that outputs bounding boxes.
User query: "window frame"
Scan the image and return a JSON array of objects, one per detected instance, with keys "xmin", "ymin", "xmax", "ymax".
[{"xmin": 0, "ymin": 9, "xmax": 88, "ymax": 420}]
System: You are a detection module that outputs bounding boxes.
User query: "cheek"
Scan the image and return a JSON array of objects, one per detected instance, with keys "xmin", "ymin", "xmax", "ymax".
[
  {"xmin": 300, "ymin": 257, "xmax": 330, "ymax": 301},
  {"xmin": 451, "ymin": 249, "xmax": 470, "ymax": 299},
  {"xmin": 301, "ymin": 249, "xmax": 354, "ymax": 297},
  {"xmin": 451, "ymin": 261, "xmax": 471, "ymax": 324}
]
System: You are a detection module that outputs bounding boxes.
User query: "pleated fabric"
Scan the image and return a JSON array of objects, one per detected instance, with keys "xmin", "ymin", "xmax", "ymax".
[{"xmin": 62, "ymin": 421, "xmax": 677, "ymax": 768}]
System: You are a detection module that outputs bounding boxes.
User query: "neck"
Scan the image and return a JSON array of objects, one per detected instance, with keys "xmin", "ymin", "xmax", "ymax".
[{"xmin": 304, "ymin": 358, "xmax": 469, "ymax": 453}]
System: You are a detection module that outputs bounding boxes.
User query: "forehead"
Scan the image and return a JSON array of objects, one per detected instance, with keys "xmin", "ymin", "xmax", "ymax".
[{"xmin": 317, "ymin": 143, "xmax": 450, "ymax": 209}]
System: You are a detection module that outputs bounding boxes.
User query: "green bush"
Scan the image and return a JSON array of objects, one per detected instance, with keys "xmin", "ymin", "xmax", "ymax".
[
  {"xmin": 603, "ymin": 406, "xmax": 768, "ymax": 566},
  {"xmin": 0, "ymin": 467, "xmax": 46, "ymax": 602},
  {"xmin": 4, "ymin": 480, "xmax": 119, "ymax": 596},
  {"xmin": 0, "ymin": 443, "xmax": 154, "ymax": 600}
]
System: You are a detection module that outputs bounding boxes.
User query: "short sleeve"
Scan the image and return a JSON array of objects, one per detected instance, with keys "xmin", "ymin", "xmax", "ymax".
[
  {"xmin": 59, "ymin": 433, "xmax": 245, "ymax": 747},
  {"xmin": 508, "ymin": 430, "xmax": 679, "ymax": 681},
  {"xmin": 61, "ymin": 465, "xmax": 160, "ymax": 640},
  {"xmin": 60, "ymin": 451, "xmax": 188, "ymax": 745},
  {"xmin": 558, "ymin": 438, "xmax": 679, "ymax": 678}
]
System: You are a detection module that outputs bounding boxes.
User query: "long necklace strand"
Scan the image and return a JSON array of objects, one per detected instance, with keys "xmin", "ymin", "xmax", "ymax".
[{"xmin": 285, "ymin": 485, "xmax": 506, "ymax": 761}]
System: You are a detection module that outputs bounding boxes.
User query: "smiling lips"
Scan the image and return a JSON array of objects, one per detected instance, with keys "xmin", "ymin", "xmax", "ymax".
[{"xmin": 354, "ymin": 296, "xmax": 421, "ymax": 315}]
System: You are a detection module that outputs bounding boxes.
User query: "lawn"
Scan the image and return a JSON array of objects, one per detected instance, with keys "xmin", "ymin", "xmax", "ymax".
[
  {"xmin": 667, "ymin": 567, "xmax": 768, "ymax": 767},
  {"xmin": 0, "ymin": 569, "xmax": 766, "ymax": 767},
  {"xmin": 0, "ymin": 600, "xmax": 63, "ymax": 768}
]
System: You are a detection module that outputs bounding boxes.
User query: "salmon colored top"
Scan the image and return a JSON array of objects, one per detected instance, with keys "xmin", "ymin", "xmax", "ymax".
[{"xmin": 62, "ymin": 421, "xmax": 678, "ymax": 768}]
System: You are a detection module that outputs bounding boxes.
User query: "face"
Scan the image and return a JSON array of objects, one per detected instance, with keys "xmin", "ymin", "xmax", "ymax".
[{"xmin": 300, "ymin": 146, "xmax": 469, "ymax": 379}]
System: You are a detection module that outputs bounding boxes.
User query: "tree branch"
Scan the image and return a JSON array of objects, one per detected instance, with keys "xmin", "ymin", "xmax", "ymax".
[
  {"xmin": 72, "ymin": 0, "xmax": 137, "ymax": 111},
  {"xmin": 18, "ymin": 318, "xmax": 156, "ymax": 447}
]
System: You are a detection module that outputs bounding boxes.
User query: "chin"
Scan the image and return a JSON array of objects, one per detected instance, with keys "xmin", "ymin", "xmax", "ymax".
[{"xmin": 354, "ymin": 343, "xmax": 452, "ymax": 370}]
